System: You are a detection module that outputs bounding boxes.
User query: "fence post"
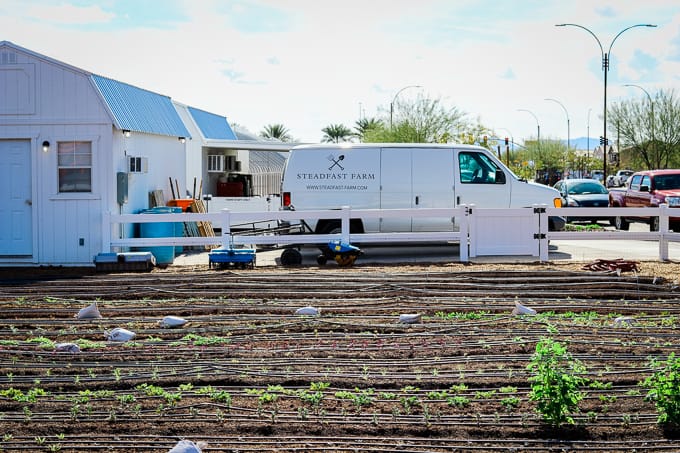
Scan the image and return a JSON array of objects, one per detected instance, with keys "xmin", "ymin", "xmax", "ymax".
[
  {"xmin": 102, "ymin": 211, "xmax": 111, "ymax": 253},
  {"xmin": 659, "ymin": 204, "xmax": 669, "ymax": 261},
  {"xmin": 220, "ymin": 208, "xmax": 232, "ymax": 248},
  {"xmin": 341, "ymin": 206, "xmax": 351, "ymax": 243},
  {"xmin": 459, "ymin": 205, "xmax": 469, "ymax": 262},
  {"xmin": 535, "ymin": 204, "xmax": 549, "ymax": 262}
]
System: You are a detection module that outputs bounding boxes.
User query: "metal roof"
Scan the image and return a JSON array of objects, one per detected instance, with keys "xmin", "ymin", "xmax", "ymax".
[
  {"xmin": 91, "ymin": 75, "xmax": 190, "ymax": 138},
  {"xmin": 187, "ymin": 106, "xmax": 237, "ymax": 140}
]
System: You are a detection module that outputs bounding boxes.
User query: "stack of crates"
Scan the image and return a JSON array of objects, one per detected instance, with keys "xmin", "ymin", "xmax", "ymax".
[
  {"xmin": 94, "ymin": 252, "xmax": 156, "ymax": 272},
  {"xmin": 208, "ymin": 247, "xmax": 256, "ymax": 269}
]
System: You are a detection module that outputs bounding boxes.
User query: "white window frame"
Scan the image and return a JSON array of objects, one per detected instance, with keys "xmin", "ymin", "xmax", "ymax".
[{"xmin": 49, "ymin": 135, "xmax": 100, "ymax": 200}]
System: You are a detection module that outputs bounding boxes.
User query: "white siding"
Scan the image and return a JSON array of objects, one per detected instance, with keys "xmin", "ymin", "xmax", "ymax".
[{"xmin": 0, "ymin": 45, "xmax": 111, "ymax": 265}]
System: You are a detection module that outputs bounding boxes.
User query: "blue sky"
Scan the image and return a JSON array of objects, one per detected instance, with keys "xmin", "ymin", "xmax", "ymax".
[{"xmin": 2, "ymin": 0, "xmax": 679, "ymax": 146}]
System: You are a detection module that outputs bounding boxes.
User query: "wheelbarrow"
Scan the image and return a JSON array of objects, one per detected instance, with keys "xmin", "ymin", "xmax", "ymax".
[{"xmin": 317, "ymin": 240, "xmax": 363, "ymax": 266}]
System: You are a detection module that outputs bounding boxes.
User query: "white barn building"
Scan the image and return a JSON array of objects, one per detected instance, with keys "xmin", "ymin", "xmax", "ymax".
[{"xmin": 0, "ymin": 41, "xmax": 289, "ymax": 267}]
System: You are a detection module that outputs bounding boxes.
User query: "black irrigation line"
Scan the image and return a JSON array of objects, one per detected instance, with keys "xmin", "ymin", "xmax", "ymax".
[
  {"xmin": 2, "ymin": 434, "xmax": 679, "ymax": 452},
  {"xmin": 0, "ymin": 352, "xmax": 667, "ymax": 386},
  {"xmin": 1, "ymin": 270, "xmax": 676, "ymax": 301}
]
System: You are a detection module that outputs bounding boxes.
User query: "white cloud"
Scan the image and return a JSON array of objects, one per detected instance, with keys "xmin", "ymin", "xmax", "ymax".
[
  {"xmin": 24, "ymin": 3, "xmax": 115, "ymax": 25},
  {"xmin": 1, "ymin": 0, "xmax": 678, "ymax": 143}
]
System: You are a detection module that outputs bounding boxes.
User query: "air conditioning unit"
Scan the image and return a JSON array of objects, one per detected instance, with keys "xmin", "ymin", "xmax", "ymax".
[
  {"xmin": 128, "ymin": 156, "xmax": 148, "ymax": 173},
  {"xmin": 207, "ymin": 155, "xmax": 225, "ymax": 173}
]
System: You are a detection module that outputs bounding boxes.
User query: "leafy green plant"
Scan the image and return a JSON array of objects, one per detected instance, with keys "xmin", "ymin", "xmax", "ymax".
[
  {"xmin": 500, "ymin": 396, "xmax": 521, "ymax": 411},
  {"xmin": 527, "ymin": 338, "xmax": 587, "ymax": 426},
  {"xmin": 642, "ymin": 352, "xmax": 680, "ymax": 425},
  {"xmin": 0, "ymin": 387, "xmax": 49, "ymax": 403},
  {"xmin": 446, "ymin": 395, "xmax": 470, "ymax": 408},
  {"xmin": 27, "ymin": 336, "xmax": 55, "ymax": 349}
]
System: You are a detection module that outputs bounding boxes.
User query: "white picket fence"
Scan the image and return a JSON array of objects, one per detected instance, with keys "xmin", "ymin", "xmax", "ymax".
[{"xmin": 103, "ymin": 204, "xmax": 680, "ymax": 263}]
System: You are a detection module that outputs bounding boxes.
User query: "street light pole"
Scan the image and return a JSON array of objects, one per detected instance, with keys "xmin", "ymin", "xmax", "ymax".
[
  {"xmin": 555, "ymin": 23, "xmax": 657, "ymax": 182},
  {"xmin": 544, "ymin": 98, "xmax": 570, "ymax": 150},
  {"xmin": 517, "ymin": 108, "xmax": 540, "ymax": 147},
  {"xmin": 390, "ymin": 85, "xmax": 421, "ymax": 129},
  {"xmin": 623, "ymin": 83, "xmax": 655, "ymax": 162}
]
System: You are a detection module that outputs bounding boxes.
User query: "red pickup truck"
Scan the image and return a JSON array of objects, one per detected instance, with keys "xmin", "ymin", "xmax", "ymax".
[{"xmin": 608, "ymin": 169, "xmax": 680, "ymax": 231}]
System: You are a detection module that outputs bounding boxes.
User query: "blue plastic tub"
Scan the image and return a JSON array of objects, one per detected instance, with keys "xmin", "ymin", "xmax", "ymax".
[{"xmin": 139, "ymin": 207, "xmax": 182, "ymax": 265}]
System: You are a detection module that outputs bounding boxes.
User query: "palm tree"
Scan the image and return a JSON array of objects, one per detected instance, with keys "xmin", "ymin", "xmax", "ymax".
[
  {"xmin": 260, "ymin": 124, "xmax": 292, "ymax": 142},
  {"xmin": 321, "ymin": 124, "xmax": 352, "ymax": 143},
  {"xmin": 354, "ymin": 117, "xmax": 383, "ymax": 142}
]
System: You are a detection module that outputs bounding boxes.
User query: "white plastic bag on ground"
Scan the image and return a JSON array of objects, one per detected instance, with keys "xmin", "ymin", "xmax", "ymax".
[
  {"xmin": 511, "ymin": 301, "xmax": 537, "ymax": 316},
  {"xmin": 76, "ymin": 302, "xmax": 102, "ymax": 319},
  {"xmin": 168, "ymin": 440, "xmax": 207, "ymax": 453},
  {"xmin": 295, "ymin": 306, "xmax": 319, "ymax": 316},
  {"xmin": 55, "ymin": 342, "xmax": 80, "ymax": 353},
  {"xmin": 398, "ymin": 313, "xmax": 422, "ymax": 324},
  {"xmin": 614, "ymin": 316, "xmax": 635, "ymax": 326},
  {"xmin": 160, "ymin": 316, "xmax": 188, "ymax": 328},
  {"xmin": 105, "ymin": 327, "xmax": 136, "ymax": 342}
]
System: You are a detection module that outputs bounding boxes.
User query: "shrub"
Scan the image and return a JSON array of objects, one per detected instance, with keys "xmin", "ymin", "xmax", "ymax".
[
  {"xmin": 527, "ymin": 338, "xmax": 587, "ymax": 426},
  {"xmin": 642, "ymin": 353, "xmax": 680, "ymax": 425}
]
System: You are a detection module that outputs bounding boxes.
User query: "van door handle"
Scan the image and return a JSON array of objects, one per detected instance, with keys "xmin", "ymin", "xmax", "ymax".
[
  {"xmin": 415, "ymin": 196, "xmax": 420, "ymax": 205},
  {"xmin": 456, "ymin": 196, "xmax": 460, "ymax": 205}
]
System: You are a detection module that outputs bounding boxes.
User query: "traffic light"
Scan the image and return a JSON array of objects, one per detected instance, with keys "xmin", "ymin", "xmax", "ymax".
[
  {"xmin": 483, "ymin": 135, "xmax": 488, "ymax": 146},
  {"xmin": 504, "ymin": 137, "xmax": 509, "ymax": 146},
  {"xmin": 599, "ymin": 136, "xmax": 608, "ymax": 146}
]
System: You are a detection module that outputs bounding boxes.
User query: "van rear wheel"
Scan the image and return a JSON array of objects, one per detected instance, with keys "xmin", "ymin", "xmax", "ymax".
[
  {"xmin": 280, "ymin": 248, "xmax": 302, "ymax": 266},
  {"xmin": 319, "ymin": 221, "xmax": 342, "ymax": 235}
]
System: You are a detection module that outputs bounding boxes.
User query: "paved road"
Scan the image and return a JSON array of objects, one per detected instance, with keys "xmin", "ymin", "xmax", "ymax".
[{"xmin": 173, "ymin": 222, "xmax": 679, "ymax": 267}]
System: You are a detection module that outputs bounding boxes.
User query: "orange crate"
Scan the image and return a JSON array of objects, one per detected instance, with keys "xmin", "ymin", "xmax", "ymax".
[{"xmin": 167, "ymin": 199, "xmax": 194, "ymax": 211}]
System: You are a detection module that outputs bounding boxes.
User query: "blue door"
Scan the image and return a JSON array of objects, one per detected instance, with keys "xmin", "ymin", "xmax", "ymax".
[{"xmin": 0, "ymin": 140, "xmax": 32, "ymax": 256}]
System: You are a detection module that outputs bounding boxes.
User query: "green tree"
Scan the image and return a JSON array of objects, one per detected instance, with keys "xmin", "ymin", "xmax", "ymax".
[
  {"xmin": 609, "ymin": 88, "xmax": 680, "ymax": 169},
  {"xmin": 364, "ymin": 95, "xmax": 468, "ymax": 144},
  {"xmin": 353, "ymin": 117, "xmax": 383, "ymax": 142},
  {"xmin": 260, "ymin": 124, "xmax": 292, "ymax": 142},
  {"xmin": 321, "ymin": 124, "xmax": 353, "ymax": 143}
]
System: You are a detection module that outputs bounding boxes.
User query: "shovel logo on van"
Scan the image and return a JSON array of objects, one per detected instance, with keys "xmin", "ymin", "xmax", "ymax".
[{"xmin": 327, "ymin": 154, "xmax": 345, "ymax": 171}]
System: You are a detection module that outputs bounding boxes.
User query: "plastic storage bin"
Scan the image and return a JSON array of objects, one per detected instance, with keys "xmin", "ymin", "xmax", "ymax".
[{"xmin": 139, "ymin": 206, "xmax": 182, "ymax": 265}]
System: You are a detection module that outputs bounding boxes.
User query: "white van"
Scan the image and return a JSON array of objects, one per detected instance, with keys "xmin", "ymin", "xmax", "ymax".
[{"xmin": 281, "ymin": 143, "xmax": 563, "ymax": 234}]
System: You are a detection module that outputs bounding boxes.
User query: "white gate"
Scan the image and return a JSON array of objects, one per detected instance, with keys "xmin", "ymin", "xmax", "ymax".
[{"xmin": 468, "ymin": 206, "xmax": 540, "ymax": 257}]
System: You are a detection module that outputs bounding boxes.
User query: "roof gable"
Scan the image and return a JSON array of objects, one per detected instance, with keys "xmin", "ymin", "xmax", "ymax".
[
  {"xmin": 91, "ymin": 74, "xmax": 190, "ymax": 138},
  {"xmin": 187, "ymin": 106, "xmax": 237, "ymax": 140}
]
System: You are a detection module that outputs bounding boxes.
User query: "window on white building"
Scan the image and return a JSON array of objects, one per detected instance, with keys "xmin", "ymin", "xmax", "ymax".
[{"xmin": 58, "ymin": 141, "xmax": 92, "ymax": 192}]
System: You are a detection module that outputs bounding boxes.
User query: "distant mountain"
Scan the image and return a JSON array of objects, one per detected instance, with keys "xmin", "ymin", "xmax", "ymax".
[{"xmin": 566, "ymin": 137, "xmax": 598, "ymax": 151}]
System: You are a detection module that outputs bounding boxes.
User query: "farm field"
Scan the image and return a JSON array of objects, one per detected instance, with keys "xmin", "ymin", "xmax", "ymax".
[{"xmin": 1, "ymin": 263, "xmax": 679, "ymax": 452}]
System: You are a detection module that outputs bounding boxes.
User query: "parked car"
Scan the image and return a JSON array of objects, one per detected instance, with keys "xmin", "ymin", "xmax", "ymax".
[
  {"xmin": 554, "ymin": 178, "xmax": 613, "ymax": 224},
  {"xmin": 605, "ymin": 175, "xmax": 617, "ymax": 188},
  {"xmin": 608, "ymin": 169, "xmax": 680, "ymax": 231},
  {"xmin": 611, "ymin": 169, "xmax": 634, "ymax": 187},
  {"xmin": 591, "ymin": 170, "xmax": 604, "ymax": 183}
]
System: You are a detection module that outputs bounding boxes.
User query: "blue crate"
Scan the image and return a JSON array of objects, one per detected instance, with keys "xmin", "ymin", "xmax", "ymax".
[{"xmin": 209, "ymin": 247, "xmax": 256, "ymax": 269}]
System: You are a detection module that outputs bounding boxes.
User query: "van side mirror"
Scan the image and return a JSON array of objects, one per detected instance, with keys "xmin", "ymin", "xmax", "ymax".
[{"xmin": 495, "ymin": 169, "xmax": 506, "ymax": 184}]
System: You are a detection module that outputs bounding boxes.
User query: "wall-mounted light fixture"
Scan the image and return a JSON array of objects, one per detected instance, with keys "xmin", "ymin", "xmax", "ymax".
[
  {"xmin": 42, "ymin": 140, "xmax": 50, "ymax": 152},
  {"xmin": 178, "ymin": 137, "xmax": 186, "ymax": 144},
  {"xmin": 122, "ymin": 129, "xmax": 131, "ymax": 137}
]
